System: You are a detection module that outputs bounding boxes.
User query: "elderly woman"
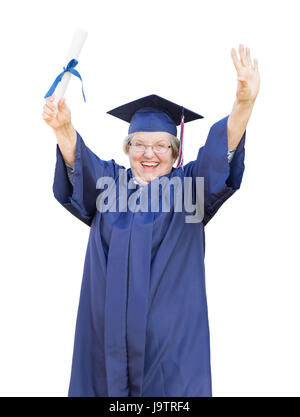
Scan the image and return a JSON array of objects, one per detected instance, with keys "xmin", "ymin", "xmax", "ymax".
[{"xmin": 42, "ymin": 44, "xmax": 260, "ymax": 397}]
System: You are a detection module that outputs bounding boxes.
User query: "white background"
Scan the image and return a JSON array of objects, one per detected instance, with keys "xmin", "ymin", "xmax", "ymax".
[{"xmin": 0, "ymin": 0, "xmax": 299, "ymax": 397}]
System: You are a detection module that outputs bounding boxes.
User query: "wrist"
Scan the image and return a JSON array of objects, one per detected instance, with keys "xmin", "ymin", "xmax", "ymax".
[
  {"xmin": 235, "ymin": 97, "xmax": 256, "ymax": 108},
  {"xmin": 53, "ymin": 122, "xmax": 73, "ymax": 136},
  {"xmin": 53, "ymin": 123, "xmax": 76, "ymax": 144}
]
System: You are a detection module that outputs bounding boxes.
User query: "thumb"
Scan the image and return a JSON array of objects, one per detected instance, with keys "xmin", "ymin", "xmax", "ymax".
[{"xmin": 58, "ymin": 97, "xmax": 66, "ymax": 111}]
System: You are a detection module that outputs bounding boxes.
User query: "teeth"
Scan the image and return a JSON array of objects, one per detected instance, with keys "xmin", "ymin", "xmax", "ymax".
[{"xmin": 142, "ymin": 162, "xmax": 159, "ymax": 167}]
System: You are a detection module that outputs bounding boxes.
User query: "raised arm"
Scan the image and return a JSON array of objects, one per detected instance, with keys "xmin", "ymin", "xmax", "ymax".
[
  {"xmin": 42, "ymin": 94, "xmax": 124, "ymax": 226},
  {"xmin": 42, "ymin": 95, "xmax": 77, "ymax": 167},
  {"xmin": 227, "ymin": 44, "xmax": 260, "ymax": 150}
]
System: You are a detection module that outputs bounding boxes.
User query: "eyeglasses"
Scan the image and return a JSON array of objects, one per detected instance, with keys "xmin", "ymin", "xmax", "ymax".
[{"xmin": 129, "ymin": 142, "xmax": 172, "ymax": 154}]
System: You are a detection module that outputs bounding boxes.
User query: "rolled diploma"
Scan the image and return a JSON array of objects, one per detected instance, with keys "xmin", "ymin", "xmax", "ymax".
[{"xmin": 53, "ymin": 28, "xmax": 88, "ymax": 108}]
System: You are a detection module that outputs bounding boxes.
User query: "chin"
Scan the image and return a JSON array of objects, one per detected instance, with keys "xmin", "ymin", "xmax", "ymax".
[{"xmin": 142, "ymin": 175, "xmax": 155, "ymax": 183}]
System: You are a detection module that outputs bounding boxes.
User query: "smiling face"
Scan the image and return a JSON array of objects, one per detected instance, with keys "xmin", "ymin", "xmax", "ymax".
[{"xmin": 128, "ymin": 131, "xmax": 175, "ymax": 185}]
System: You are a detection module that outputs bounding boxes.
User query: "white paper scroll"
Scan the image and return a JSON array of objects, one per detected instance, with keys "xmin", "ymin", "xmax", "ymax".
[{"xmin": 53, "ymin": 28, "xmax": 88, "ymax": 108}]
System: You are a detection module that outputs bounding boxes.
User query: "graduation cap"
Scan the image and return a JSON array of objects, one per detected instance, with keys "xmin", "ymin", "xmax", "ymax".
[{"xmin": 107, "ymin": 94, "xmax": 204, "ymax": 168}]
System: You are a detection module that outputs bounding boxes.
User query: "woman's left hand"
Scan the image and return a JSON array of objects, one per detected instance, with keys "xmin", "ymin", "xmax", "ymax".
[{"xmin": 231, "ymin": 44, "xmax": 260, "ymax": 104}]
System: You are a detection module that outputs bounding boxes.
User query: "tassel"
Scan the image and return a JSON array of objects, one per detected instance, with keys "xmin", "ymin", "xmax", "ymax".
[{"xmin": 176, "ymin": 106, "xmax": 185, "ymax": 168}]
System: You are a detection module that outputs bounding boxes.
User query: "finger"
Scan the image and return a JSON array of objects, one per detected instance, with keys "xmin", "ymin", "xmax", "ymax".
[
  {"xmin": 45, "ymin": 94, "xmax": 55, "ymax": 104},
  {"xmin": 254, "ymin": 58, "xmax": 259, "ymax": 71},
  {"xmin": 42, "ymin": 111, "xmax": 54, "ymax": 121},
  {"xmin": 44, "ymin": 102, "xmax": 56, "ymax": 113},
  {"xmin": 245, "ymin": 47, "xmax": 253, "ymax": 67},
  {"xmin": 231, "ymin": 48, "xmax": 241, "ymax": 72},
  {"xmin": 239, "ymin": 44, "xmax": 247, "ymax": 67},
  {"xmin": 43, "ymin": 106, "xmax": 56, "ymax": 117}
]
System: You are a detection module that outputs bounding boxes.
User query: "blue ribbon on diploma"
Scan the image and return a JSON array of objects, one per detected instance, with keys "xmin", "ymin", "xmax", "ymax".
[{"xmin": 44, "ymin": 58, "xmax": 86, "ymax": 102}]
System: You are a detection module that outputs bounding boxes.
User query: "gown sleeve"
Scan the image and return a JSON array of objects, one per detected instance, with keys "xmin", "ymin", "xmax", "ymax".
[
  {"xmin": 65, "ymin": 163, "xmax": 75, "ymax": 186},
  {"xmin": 53, "ymin": 130, "xmax": 122, "ymax": 227},
  {"xmin": 189, "ymin": 115, "xmax": 246, "ymax": 226},
  {"xmin": 227, "ymin": 148, "xmax": 236, "ymax": 163}
]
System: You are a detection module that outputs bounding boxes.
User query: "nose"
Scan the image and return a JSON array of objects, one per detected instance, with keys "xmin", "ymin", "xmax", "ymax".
[{"xmin": 143, "ymin": 146, "xmax": 155, "ymax": 157}]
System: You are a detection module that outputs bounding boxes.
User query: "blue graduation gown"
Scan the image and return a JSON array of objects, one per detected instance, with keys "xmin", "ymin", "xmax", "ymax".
[{"xmin": 53, "ymin": 115, "xmax": 246, "ymax": 397}]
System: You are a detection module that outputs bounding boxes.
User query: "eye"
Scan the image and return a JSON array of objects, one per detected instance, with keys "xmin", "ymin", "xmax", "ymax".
[
  {"xmin": 154, "ymin": 142, "xmax": 167, "ymax": 148},
  {"xmin": 156, "ymin": 144, "xmax": 168, "ymax": 150}
]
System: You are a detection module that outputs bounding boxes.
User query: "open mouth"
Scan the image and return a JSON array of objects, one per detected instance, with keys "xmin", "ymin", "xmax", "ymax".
[{"xmin": 141, "ymin": 162, "xmax": 159, "ymax": 169}]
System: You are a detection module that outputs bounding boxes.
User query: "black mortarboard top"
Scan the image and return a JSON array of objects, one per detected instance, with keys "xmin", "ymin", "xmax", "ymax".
[{"xmin": 107, "ymin": 94, "xmax": 204, "ymax": 168}]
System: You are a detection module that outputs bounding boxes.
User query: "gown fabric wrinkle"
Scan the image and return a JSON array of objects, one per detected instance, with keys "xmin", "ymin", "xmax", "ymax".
[{"xmin": 52, "ymin": 115, "xmax": 246, "ymax": 397}]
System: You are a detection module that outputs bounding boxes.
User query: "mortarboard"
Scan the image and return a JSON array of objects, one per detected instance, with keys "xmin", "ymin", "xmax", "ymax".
[{"xmin": 106, "ymin": 94, "xmax": 204, "ymax": 168}]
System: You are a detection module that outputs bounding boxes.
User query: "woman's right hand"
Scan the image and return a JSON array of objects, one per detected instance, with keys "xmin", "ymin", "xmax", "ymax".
[
  {"xmin": 43, "ymin": 94, "xmax": 77, "ymax": 166},
  {"xmin": 42, "ymin": 94, "xmax": 72, "ymax": 131}
]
